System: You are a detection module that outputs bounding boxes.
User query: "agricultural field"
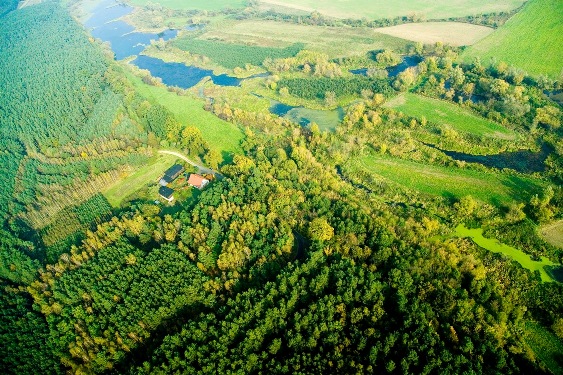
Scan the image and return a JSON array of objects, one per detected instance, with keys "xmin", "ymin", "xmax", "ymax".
[
  {"xmin": 128, "ymin": 74, "xmax": 245, "ymax": 157},
  {"xmin": 197, "ymin": 20, "xmax": 410, "ymax": 58},
  {"xmin": 462, "ymin": 0, "xmax": 563, "ymax": 77},
  {"xmin": 540, "ymin": 220, "xmax": 563, "ymax": 249},
  {"xmin": 102, "ymin": 153, "xmax": 178, "ymax": 207},
  {"xmin": 374, "ymin": 22, "xmax": 493, "ymax": 46},
  {"xmin": 385, "ymin": 93, "xmax": 515, "ymax": 138},
  {"xmin": 256, "ymin": 0, "xmax": 525, "ymax": 20},
  {"xmin": 344, "ymin": 152, "xmax": 543, "ymax": 205}
]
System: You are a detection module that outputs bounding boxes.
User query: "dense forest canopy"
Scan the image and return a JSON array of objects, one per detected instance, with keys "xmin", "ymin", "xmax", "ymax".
[{"xmin": 1, "ymin": 0, "xmax": 562, "ymax": 374}]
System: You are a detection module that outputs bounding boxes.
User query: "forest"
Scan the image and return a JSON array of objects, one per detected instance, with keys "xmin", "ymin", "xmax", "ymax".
[{"xmin": 1, "ymin": 0, "xmax": 562, "ymax": 374}]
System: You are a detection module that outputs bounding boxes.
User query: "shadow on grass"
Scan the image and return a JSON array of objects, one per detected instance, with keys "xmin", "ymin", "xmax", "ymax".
[{"xmin": 502, "ymin": 174, "xmax": 544, "ymax": 203}]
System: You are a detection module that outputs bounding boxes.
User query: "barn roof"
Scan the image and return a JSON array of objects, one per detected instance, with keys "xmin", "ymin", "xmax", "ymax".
[
  {"xmin": 164, "ymin": 164, "xmax": 184, "ymax": 179},
  {"xmin": 158, "ymin": 186, "xmax": 174, "ymax": 199}
]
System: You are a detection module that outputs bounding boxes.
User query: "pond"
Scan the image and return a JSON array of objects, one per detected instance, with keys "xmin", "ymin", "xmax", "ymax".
[
  {"xmin": 426, "ymin": 142, "xmax": 551, "ymax": 173},
  {"xmin": 269, "ymin": 100, "xmax": 344, "ymax": 131},
  {"xmin": 350, "ymin": 55, "xmax": 423, "ymax": 77},
  {"xmin": 133, "ymin": 55, "xmax": 241, "ymax": 88},
  {"xmin": 455, "ymin": 224, "xmax": 560, "ymax": 282}
]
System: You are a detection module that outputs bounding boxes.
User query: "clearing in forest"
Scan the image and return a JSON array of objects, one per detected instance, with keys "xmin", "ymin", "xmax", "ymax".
[
  {"xmin": 345, "ymin": 153, "xmax": 542, "ymax": 205},
  {"xmin": 197, "ymin": 20, "xmax": 409, "ymax": 57},
  {"xmin": 462, "ymin": 0, "xmax": 563, "ymax": 78},
  {"xmin": 385, "ymin": 93, "xmax": 514, "ymax": 138},
  {"xmin": 257, "ymin": 0, "xmax": 525, "ymax": 20},
  {"xmin": 102, "ymin": 153, "xmax": 178, "ymax": 207},
  {"xmin": 374, "ymin": 22, "xmax": 493, "ymax": 46}
]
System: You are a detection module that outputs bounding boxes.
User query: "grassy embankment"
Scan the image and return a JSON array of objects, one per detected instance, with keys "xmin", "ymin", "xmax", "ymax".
[
  {"xmin": 455, "ymin": 224, "xmax": 557, "ymax": 282},
  {"xmin": 103, "ymin": 153, "xmax": 178, "ymax": 207},
  {"xmin": 344, "ymin": 152, "xmax": 543, "ymax": 205},
  {"xmin": 386, "ymin": 93, "xmax": 515, "ymax": 138},
  {"xmin": 258, "ymin": 0, "xmax": 524, "ymax": 19},
  {"xmin": 462, "ymin": 0, "xmax": 563, "ymax": 78}
]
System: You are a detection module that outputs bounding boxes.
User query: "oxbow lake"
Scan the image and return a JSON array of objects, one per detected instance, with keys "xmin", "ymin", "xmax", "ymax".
[{"xmin": 84, "ymin": 1, "xmax": 344, "ymax": 128}]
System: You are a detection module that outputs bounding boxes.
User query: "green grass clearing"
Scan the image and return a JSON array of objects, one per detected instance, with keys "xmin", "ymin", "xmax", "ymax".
[
  {"xmin": 455, "ymin": 224, "xmax": 557, "ymax": 282},
  {"xmin": 128, "ymin": 73, "xmax": 244, "ymax": 158},
  {"xmin": 198, "ymin": 19, "xmax": 410, "ymax": 58},
  {"xmin": 103, "ymin": 153, "xmax": 178, "ymax": 207},
  {"xmin": 386, "ymin": 93, "xmax": 514, "ymax": 138},
  {"xmin": 345, "ymin": 152, "xmax": 542, "ymax": 205},
  {"xmin": 524, "ymin": 321, "xmax": 563, "ymax": 374},
  {"xmin": 374, "ymin": 22, "xmax": 493, "ymax": 46},
  {"xmin": 257, "ymin": 0, "xmax": 525, "ymax": 20},
  {"xmin": 462, "ymin": 0, "xmax": 563, "ymax": 78},
  {"xmin": 284, "ymin": 106, "xmax": 344, "ymax": 132}
]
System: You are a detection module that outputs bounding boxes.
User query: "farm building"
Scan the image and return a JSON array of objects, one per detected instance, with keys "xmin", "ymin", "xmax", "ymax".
[
  {"xmin": 159, "ymin": 164, "xmax": 185, "ymax": 186},
  {"xmin": 188, "ymin": 174, "xmax": 209, "ymax": 189},
  {"xmin": 158, "ymin": 186, "xmax": 175, "ymax": 202}
]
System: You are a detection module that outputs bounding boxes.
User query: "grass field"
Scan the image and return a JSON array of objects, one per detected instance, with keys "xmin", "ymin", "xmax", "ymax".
[
  {"xmin": 540, "ymin": 220, "xmax": 563, "ymax": 249},
  {"xmin": 199, "ymin": 20, "xmax": 410, "ymax": 58},
  {"xmin": 345, "ymin": 152, "xmax": 542, "ymax": 205},
  {"xmin": 455, "ymin": 225, "xmax": 557, "ymax": 282},
  {"xmin": 386, "ymin": 93, "xmax": 514, "ymax": 138},
  {"xmin": 524, "ymin": 321, "xmax": 563, "ymax": 374},
  {"xmin": 128, "ymin": 74, "xmax": 244, "ymax": 158},
  {"xmin": 285, "ymin": 106, "xmax": 344, "ymax": 132},
  {"xmin": 128, "ymin": 0, "xmax": 246, "ymax": 11},
  {"xmin": 103, "ymin": 153, "xmax": 178, "ymax": 207},
  {"xmin": 375, "ymin": 22, "xmax": 493, "ymax": 46},
  {"xmin": 257, "ymin": 0, "xmax": 525, "ymax": 20},
  {"xmin": 462, "ymin": 0, "xmax": 563, "ymax": 78}
]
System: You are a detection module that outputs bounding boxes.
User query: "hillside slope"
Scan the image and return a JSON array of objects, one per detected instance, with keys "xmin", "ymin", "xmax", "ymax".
[{"xmin": 462, "ymin": 0, "xmax": 563, "ymax": 77}]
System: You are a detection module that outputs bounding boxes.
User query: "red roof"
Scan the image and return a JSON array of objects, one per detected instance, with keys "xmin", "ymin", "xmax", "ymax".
[{"xmin": 188, "ymin": 174, "xmax": 208, "ymax": 188}]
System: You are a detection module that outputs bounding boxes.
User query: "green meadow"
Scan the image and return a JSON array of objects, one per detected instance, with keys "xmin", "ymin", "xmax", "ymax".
[
  {"xmin": 128, "ymin": 74, "xmax": 244, "ymax": 157},
  {"xmin": 257, "ymin": 0, "xmax": 525, "ymax": 20},
  {"xmin": 462, "ymin": 0, "xmax": 563, "ymax": 77},
  {"xmin": 386, "ymin": 93, "xmax": 514, "ymax": 138},
  {"xmin": 455, "ymin": 225, "xmax": 557, "ymax": 282},
  {"xmin": 103, "ymin": 153, "xmax": 178, "ymax": 207},
  {"xmin": 345, "ymin": 153, "xmax": 542, "ymax": 205}
]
